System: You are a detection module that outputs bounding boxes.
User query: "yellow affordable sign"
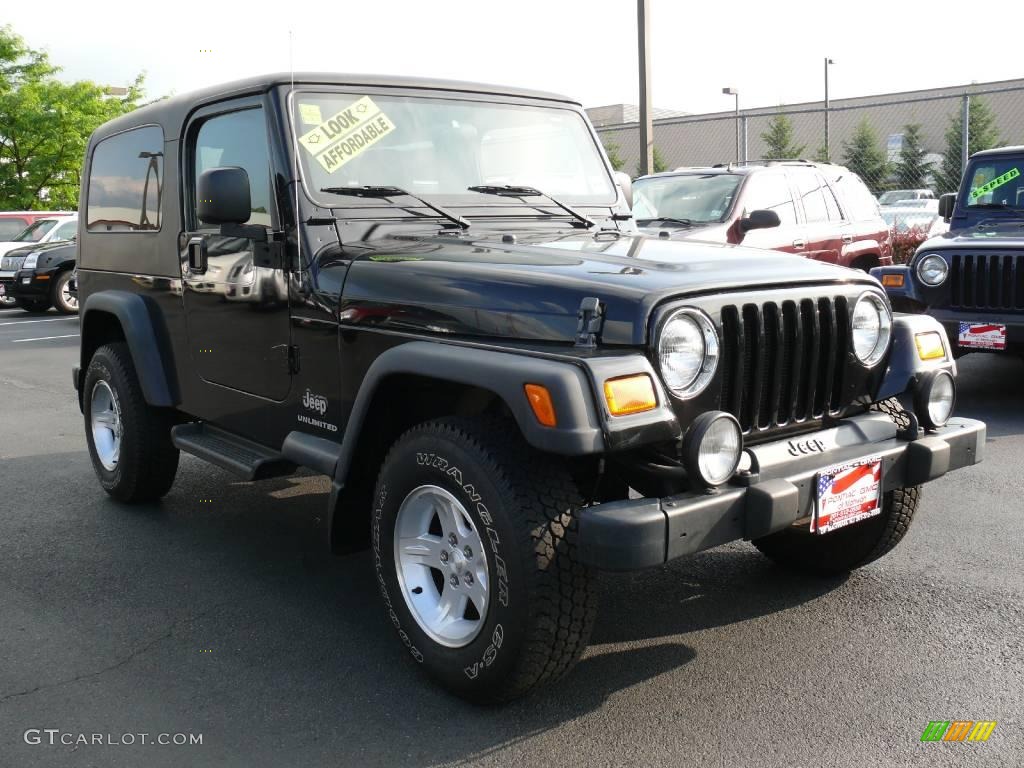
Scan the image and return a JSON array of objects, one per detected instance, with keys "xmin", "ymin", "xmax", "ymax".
[{"xmin": 298, "ymin": 96, "xmax": 395, "ymax": 173}]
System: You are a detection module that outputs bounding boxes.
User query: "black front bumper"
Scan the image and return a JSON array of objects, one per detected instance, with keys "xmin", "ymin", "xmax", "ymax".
[
  {"xmin": 578, "ymin": 413, "xmax": 986, "ymax": 570},
  {"xmin": 7, "ymin": 268, "xmax": 55, "ymax": 299}
]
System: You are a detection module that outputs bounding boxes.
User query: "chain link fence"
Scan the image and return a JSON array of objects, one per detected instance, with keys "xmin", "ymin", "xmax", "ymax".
[{"xmin": 596, "ymin": 81, "xmax": 1024, "ymax": 261}]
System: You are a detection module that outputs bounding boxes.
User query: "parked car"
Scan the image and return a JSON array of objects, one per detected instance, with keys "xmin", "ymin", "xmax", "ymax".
[
  {"xmin": 0, "ymin": 240, "xmax": 78, "ymax": 313},
  {"xmin": 874, "ymin": 145, "xmax": 1024, "ymax": 357},
  {"xmin": 75, "ymin": 73, "xmax": 982, "ymax": 703},
  {"xmin": 0, "ymin": 211, "xmax": 73, "ymax": 242},
  {"xmin": 880, "ymin": 205, "xmax": 948, "ymax": 263},
  {"xmin": 878, "ymin": 189, "xmax": 935, "ymax": 206},
  {"xmin": 632, "ymin": 162, "xmax": 893, "ymax": 271},
  {"xmin": 0, "ymin": 215, "xmax": 78, "ymax": 306}
]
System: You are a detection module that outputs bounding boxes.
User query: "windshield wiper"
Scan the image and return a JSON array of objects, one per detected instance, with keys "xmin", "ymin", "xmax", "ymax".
[
  {"xmin": 969, "ymin": 202, "xmax": 1023, "ymax": 211},
  {"xmin": 467, "ymin": 185, "xmax": 595, "ymax": 229},
  {"xmin": 635, "ymin": 217, "xmax": 696, "ymax": 228},
  {"xmin": 320, "ymin": 185, "xmax": 471, "ymax": 230}
]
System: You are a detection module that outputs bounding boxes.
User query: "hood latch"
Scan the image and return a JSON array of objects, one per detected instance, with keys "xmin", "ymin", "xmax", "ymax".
[{"xmin": 575, "ymin": 297, "xmax": 604, "ymax": 349}]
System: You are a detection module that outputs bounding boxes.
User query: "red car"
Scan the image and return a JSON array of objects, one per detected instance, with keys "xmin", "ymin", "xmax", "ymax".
[
  {"xmin": 0, "ymin": 211, "xmax": 74, "ymax": 241},
  {"xmin": 631, "ymin": 161, "xmax": 893, "ymax": 271}
]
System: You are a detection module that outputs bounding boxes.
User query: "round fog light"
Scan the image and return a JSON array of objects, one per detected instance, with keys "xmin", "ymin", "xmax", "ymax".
[
  {"xmin": 682, "ymin": 412, "xmax": 743, "ymax": 488},
  {"xmin": 914, "ymin": 370, "xmax": 956, "ymax": 430}
]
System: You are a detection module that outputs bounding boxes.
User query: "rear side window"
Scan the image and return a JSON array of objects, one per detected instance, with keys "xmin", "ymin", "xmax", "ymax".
[
  {"xmin": 792, "ymin": 170, "xmax": 828, "ymax": 223},
  {"xmin": 834, "ymin": 174, "xmax": 881, "ymax": 221},
  {"xmin": 0, "ymin": 218, "xmax": 29, "ymax": 239},
  {"xmin": 741, "ymin": 173, "xmax": 797, "ymax": 225},
  {"xmin": 87, "ymin": 125, "xmax": 164, "ymax": 232}
]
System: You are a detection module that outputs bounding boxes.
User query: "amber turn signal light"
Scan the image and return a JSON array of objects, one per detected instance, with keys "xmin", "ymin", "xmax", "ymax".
[
  {"xmin": 524, "ymin": 384, "xmax": 557, "ymax": 427},
  {"xmin": 604, "ymin": 374, "xmax": 657, "ymax": 416},
  {"xmin": 914, "ymin": 331, "xmax": 946, "ymax": 361},
  {"xmin": 881, "ymin": 274, "xmax": 904, "ymax": 288}
]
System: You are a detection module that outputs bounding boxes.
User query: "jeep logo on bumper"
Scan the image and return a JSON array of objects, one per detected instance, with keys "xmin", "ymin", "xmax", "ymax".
[{"xmin": 787, "ymin": 437, "xmax": 828, "ymax": 457}]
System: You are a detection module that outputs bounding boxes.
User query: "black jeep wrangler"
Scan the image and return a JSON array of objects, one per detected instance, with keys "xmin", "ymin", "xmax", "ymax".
[
  {"xmin": 874, "ymin": 145, "xmax": 1024, "ymax": 357},
  {"xmin": 74, "ymin": 73, "xmax": 985, "ymax": 703}
]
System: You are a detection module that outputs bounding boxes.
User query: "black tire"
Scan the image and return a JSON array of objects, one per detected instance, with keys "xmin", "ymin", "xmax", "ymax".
[
  {"xmin": 372, "ymin": 417, "xmax": 597, "ymax": 703},
  {"xmin": 83, "ymin": 342, "xmax": 179, "ymax": 503},
  {"xmin": 50, "ymin": 269, "xmax": 78, "ymax": 314},
  {"xmin": 752, "ymin": 398, "xmax": 920, "ymax": 576},
  {"xmin": 20, "ymin": 298, "xmax": 50, "ymax": 313},
  {"xmin": 0, "ymin": 295, "xmax": 19, "ymax": 308}
]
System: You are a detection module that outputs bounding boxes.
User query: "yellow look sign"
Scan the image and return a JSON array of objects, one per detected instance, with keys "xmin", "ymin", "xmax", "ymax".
[{"xmin": 298, "ymin": 96, "xmax": 395, "ymax": 173}]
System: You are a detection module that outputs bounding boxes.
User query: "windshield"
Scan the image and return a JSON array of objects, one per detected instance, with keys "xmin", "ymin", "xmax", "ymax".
[
  {"xmin": 14, "ymin": 219, "xmax": 58, "ymax": 242},
  {"xmin": 878, "ymin": 190, "xmax": 919, "ymax": 205},
  {"xmin": 292, "ymin": 92, "xmax": 614, "ymax": 208},
  {"xmin": 632, "ymin": 174, "xmax": 741, "ymax": 224},
  {"xmin": 881, "ymin": 210, "xmax": 937, "ymax": 232},
  {"xmin": 964, "ymin": 157, "xmax": 1024, "ymax": 208}
]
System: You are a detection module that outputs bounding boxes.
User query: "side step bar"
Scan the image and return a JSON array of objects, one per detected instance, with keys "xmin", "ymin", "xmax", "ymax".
[{"xmin": 171, "ymin": 423, "xmax": 296, "ymax": 481}]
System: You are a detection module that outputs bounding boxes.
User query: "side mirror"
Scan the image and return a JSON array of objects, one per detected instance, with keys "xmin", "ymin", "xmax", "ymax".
[
  {"xmin": 740, "ymin": 209, "xmax": 781, "ymax": 233},
  {"xmin": 197, "ymin": 167, "xmax": 251, "ymax": 225},
  {"xmin": 613, "ymin": 171, "xmax": 633, "ymax": 209},
  {"xmin": 938, "ymin": 192, "xmax": 956, "ymax": 221}
]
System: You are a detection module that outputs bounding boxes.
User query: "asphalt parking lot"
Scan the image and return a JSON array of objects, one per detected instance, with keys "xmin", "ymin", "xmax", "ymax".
[{"xmin": 1, "ymin": 305, "xmax": 1021, "ymax": 768}]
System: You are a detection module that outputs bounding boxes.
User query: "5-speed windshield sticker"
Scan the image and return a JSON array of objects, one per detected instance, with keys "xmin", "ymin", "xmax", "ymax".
[
  {"xmin": 970, "ymin": 167, "xmax": 1020, "ymax": 200},
  {"xmin": 298, "ymin": 103, "xmax": 323, "ymax": 126},
  {"xmin": 298, "ymin": 96, "xmax": 395, "ymax": 173}
]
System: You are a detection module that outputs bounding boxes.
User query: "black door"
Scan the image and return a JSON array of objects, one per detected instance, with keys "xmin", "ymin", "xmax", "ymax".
[{"xmin": 181, "ymin": 101, "xmax": 291, "ymax": 400}]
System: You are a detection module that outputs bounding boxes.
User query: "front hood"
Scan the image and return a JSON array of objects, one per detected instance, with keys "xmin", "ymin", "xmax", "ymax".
[
  {"xmin": 0, "ymin": 242, "xmax": 31, "ymax": 258},
  {"xmin": 337, "ymin": 228, "xmax": 876, "ymax": 346},
  {"xmin": 927, "ymin": 222, "xmax": 1024, "ymax": 250}
]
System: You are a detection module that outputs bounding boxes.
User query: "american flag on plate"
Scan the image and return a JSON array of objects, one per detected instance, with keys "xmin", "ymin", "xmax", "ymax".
[
  {"xmin": 958, "ymin": 322, "xmax": 1007, "ymax": 350},
  {"xmin": 812, "ymin": 457, "xmax": 883, "ymax": 535}
]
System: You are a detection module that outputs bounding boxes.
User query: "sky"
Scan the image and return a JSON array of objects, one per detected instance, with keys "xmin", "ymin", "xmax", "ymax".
[{"xmin": 6, "ymin": 0, "xmax": 1024, "ymax": 115}]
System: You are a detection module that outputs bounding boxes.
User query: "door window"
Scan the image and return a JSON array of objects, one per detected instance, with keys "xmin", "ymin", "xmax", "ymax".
[
  {"xmin": 192, "ymin": 108, "xmax": 272, "ymax": 228},
  {"xmin": 52, "ymin": 220, "xmax": 79, "ymax": 240},
  {"xmin": 741, "ymin": 173, "xmax": 796, "ymax": 225}
]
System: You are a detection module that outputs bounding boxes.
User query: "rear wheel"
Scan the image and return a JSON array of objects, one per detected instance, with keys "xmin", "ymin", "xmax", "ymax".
[
  {"xmin": 51, "ymin": 270, "xmax": 78, "ymax": 314},
  {"xmin": 372, "ymin": 417, "xmax": 596, "ymax": 702},
  {"xmin": 752, "ymin": 398, "xmax": 920, "ymax": 575},
  {"xmin": 84, "ymin": 342, "xmax": 179, "ymax": 502}
]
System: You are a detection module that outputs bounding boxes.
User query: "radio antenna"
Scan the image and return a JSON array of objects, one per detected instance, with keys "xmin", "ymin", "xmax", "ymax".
[{"xmin": 289, "ymin": 29, "xmax": 301, "ymax": 270}]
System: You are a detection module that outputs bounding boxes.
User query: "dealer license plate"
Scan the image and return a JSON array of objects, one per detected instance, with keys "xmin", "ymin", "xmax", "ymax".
[
  {"xmin": 958, "ymin": 322, "xmax": 1007, "ymax": 350},
  {"xmin": 812, "ymin": 457, "xmax": 883, "ymax": 535}
]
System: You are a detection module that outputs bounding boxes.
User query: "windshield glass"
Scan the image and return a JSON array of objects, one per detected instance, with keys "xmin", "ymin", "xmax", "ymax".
[
  {"xmin": 632, "ymin": 174, "xmax": 741, "ymax": 223},
  {"xmin": 881, "ymin": 210, "xmax": 937, "ymax": 232},
  {"xmin": 878, "ymin": 190, "xmax": 919, "ymax": 205},
  {"xmin": 14, "ymin": 219, "xmax": 59, "ymax": 242},
  {"xmin": 964, "ymin": 157, "xmax": 1024, "ymax": 208},
  {"xmin": 292, "ymin": 92, "xmax": 614, "ymax": 207}
]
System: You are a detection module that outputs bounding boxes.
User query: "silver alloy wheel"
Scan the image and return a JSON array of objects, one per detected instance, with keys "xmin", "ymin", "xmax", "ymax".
[
  {"xmin": 393, "ymin": 485, "xmax": 490, "ymax": 648},
  {"xmin": 90, "ymin": 380, "xmax": 122, "ymax": 471},
  {"xmin": 60, "ymin": 274, "xmax": 78, "ymax": 311}
]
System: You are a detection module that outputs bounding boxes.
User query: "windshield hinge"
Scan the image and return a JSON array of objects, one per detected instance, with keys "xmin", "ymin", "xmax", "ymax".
[
  {"xmin": 575, "ymin": 297, "xmax": 604, "ymax": 349},
  {"xmin": 287, "ymin": 344, "xmax": 301, "ymax": 374}
]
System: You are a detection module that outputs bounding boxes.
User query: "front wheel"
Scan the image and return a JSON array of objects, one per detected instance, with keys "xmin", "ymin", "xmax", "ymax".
[
  {"xmin": 51, "ymin": 270, "xmax": 78, "ymax": 314},
  {"xmin": 372, "ymin": 417, "xmax": 596, "ymax": 703}
]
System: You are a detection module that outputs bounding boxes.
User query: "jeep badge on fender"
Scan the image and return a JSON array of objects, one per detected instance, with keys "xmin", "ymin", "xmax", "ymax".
[{"xmin": 73, "ymin": 72, "xmax": 986, "ymax": 704}]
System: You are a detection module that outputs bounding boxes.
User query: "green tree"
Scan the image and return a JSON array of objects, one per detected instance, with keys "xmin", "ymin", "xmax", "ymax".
[
  {"xmin": 934, "ymin": 96, "xmax": 1001, "ymax": 194},
  {"xmin": 601, "ymin": 137, "xmax": 625, "ymax": 172},
  {"xmin": 760, "ymin": 114, "xmax": 805, "ymax": 160},
  {"xmin": 635, "ymin": 146, "xmax": 668, "ymax": 176},
  {"xmin": 812, "ymin": 145, "xmax": 831, "ymax": 163},
  {"xmin": 0, "ymin": 26, "xmax": 145, "ymax": 210},
  {"xmin": 892, "ymin": 123, "xmax": 932, "ymax": 189},
  {"xmin": 842, "ymin": 119, "xmax": 888, "ymax": 194}
]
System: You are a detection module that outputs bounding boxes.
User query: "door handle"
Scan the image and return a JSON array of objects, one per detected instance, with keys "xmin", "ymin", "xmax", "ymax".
[
  {"xmin": 841, "ymin": 234, "xmax": 854, "ymax": 244},
  {"xmin": 792, "ymin": 239, "xmax": 806, "ymax": 249},
  {"xmin": 187, "ymin": 237, "xmax": 208, "ymax": 275}
]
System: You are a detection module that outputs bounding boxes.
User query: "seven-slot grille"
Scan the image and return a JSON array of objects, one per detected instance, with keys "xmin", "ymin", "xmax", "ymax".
[
  {"xmin": 949, "ymin": 253, "xmax": 1024, "ymax": 311},
  {"xmin": 719, "ymin": 296, "xmax": 850, "ymax": 434}
]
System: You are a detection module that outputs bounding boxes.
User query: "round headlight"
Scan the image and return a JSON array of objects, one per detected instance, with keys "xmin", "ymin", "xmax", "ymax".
[
  {"xmin": 851, "ymin": 293, "xmax": 892, "ymax": 367},
  {"xmin": 914, "ymin": 370, "xmax": 956, "ymax": 430},
  {"xmin": 682, "ymin": 412, "xmax": 742, "ymax": 487},
  {"xmin": 917, "ymin": 254, "xmax": 948, "ymax": 286},
  {"xmin": 658, "ymin": 309, "xmax": 719, "ymax": 398}
]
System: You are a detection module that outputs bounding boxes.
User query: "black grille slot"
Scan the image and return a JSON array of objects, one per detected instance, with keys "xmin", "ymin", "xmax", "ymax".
[
  {"xmin": 720, "ymin": 296, "xmax": 850, "ymax": 434},
  {"xmin": 951, "ymin": 254, "xmax": 1024, "ymax": 311}
]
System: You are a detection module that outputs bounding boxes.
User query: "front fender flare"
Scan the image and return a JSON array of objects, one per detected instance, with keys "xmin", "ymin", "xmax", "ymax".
[{"xmin": 876, "ymin": 313, "xmax": 956, "ymax": 402}]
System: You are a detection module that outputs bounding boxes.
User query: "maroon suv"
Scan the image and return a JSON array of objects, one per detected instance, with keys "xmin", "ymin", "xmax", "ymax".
[{"xmin": 631, "ymin": 161, "xmax": 892, "ymax": 271}]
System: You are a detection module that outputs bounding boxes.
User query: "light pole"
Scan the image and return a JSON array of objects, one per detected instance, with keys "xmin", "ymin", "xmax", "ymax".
[
  {"xmin": 824, "ymin": 58, "xmax": 834, "ymax": 161},
  {"xmin": 723, "ymin": 87, "xmax": 739, "ymax": 163}
]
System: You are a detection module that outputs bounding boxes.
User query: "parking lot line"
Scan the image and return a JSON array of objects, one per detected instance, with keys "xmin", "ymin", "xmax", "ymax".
[
  {"xmin": 0, "ymin": 317, "xmax": 75, "ymax": 326},
  {"xmin": 11, "ymin": 333, "xmax": 79, "ymax": 343}
]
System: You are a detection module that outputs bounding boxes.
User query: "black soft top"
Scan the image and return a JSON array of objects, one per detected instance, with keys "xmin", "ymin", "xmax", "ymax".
[{"xmin": 90, "ymin": 73, "xmax": 579, "ymax": 144}]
